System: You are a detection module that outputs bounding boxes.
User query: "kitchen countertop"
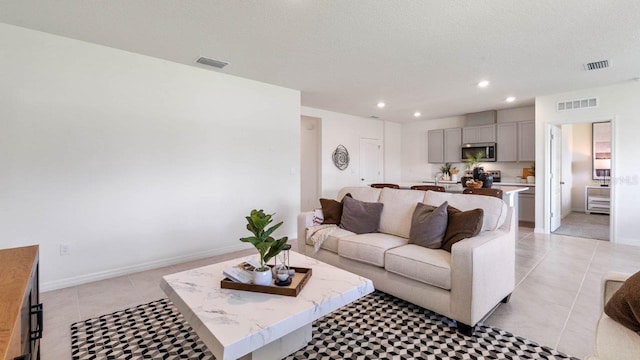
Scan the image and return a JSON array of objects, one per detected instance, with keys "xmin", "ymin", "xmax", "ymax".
[
  {"xmin": 419, "ymin": 180, "xmax": 535, "ymax": 187},
  {"xmin": 397, "ymin": 182, "xmax": 529, "ymax": 195}
]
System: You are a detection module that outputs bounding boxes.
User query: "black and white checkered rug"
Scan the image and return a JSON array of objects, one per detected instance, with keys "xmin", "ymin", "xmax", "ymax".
[{"xmin": 71, "ymin": 291, "xmax": 579, "ymax": 359}]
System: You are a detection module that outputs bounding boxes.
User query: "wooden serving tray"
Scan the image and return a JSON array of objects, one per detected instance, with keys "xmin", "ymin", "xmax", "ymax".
[{"xmin": 220, "ymin": 266, "xmax": 312, "ymax": 297}]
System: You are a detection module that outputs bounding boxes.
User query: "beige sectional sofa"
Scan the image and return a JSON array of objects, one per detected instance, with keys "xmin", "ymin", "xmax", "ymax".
[{"xmin": 297, "ymin": 186, "xmax": 516, "ymax": 334}]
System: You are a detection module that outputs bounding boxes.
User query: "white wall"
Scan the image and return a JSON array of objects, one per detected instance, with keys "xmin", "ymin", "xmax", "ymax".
[
  {"xmin": 401, "ymin": 106, "xmax": 535, "ymax": 182},
  {"xmin": 536, "ymin": 81, "xmax": 640, "ymax": 246},
  {"xmin": 300, "ymin": 116, "xmax": 321, "ymax": 212},
  {"xmin": 384, "ymin": 121, "xmax": 402, "ymax": 184},
  {"xmin": 301, "ymin": 107, "xmax": 385, "ymax": 199},
  {"xmin": 560, "ymin": 124, "xmax": 573, "ymax": 217},
  {"xmin": 401, "ymin": 115, "xmax": 467, "ymax": 182},
  {"xmin": 0, "ymin": 23, "xmax": 301, "ymax": 290}
]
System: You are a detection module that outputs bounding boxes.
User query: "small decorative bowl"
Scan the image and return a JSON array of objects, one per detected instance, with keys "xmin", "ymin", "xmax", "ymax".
[
  {"xmin": 467, "ymin": 181, "xmax": 483, "ymax": 189},
  {"xmin": 276, "ymin": 271, "xmax": 289, "ymax": 281}
]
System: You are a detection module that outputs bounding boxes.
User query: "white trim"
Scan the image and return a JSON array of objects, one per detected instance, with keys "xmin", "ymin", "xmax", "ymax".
[
  {"xmin": 41, "ymin": 243, "xmax": 253, "ymax": 292},
  {"xmin": 542, "ymin": 115, "xmax": 616, "ymax": 243}
]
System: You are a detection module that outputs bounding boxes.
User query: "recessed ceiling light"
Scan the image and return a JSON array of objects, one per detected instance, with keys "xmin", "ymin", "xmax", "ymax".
[
  {"xmin": 414, "ymin": 112, "xmax": 421, "ymax": 117},
  {"xmin": 506, "ymin": 96, "xmax": 516, "ymax": 102},
  {"xmin": 377, "ymin": 102, "xmax": 386, "ymax": 108},
  {"xmin": 477, "ymin": 80, "xmax": 490, "ymax": 88}
]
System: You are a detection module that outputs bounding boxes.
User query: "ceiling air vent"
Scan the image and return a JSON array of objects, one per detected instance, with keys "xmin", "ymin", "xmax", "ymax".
[
  {"xmin": 557, "ymin": 98, "xmax": 598, "ymax": 111},
  {"xmin": 584, "ymin": 60, "xmax": 609, "ymax": 71},
  {"xmin": 195, "ymin": 56, "xmax": 229, "ymax": 69}
]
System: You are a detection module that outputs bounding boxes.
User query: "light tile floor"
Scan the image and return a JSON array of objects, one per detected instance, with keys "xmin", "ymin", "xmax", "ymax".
[{"xmin": 41, "ymin": 230, "xmax": 640, "ymax": 360}]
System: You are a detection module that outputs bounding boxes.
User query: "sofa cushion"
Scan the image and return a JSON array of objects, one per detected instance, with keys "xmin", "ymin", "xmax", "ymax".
[
  {"xmin": 337, "ymin": 186, "xmax": 381, "ymax": 203},
  {"xmin": 378, "ymin": 188, "xmax": 427, "ymax": 238},
  {"xmin": 338, "ymin": 233, "xmax": 408, "ymax": 267},
  {"xmin": 441, "ymin": 206, "xmax": 484, "ymax": 252},
  {"xmin": 385, "ymin": 244, "xmax": 452, "ymax": 290},
  {"xmin": 319, "ymin": 193, "xmax": 352, "ymax": 225},
  {"xmin": 595, "ymin": 313, "xmax": 640, "ymax": 360},
  {"xmin": 604, "ymin": 270, "xmax": 640, "ymax": 332},
  {"xmin": 424, "ymin": 191, "xmax": 507, "ymax": 231},
  {"xmin": 340, "ymin": 196, "xmax": 384, "ymax": 234},
  {"xmin": 409, "ymin": 201, "xmax": 449, "ymax": 249},
  {"xmin": 305, "ymin": 225, "xmax": 355, "ymax": 253}
]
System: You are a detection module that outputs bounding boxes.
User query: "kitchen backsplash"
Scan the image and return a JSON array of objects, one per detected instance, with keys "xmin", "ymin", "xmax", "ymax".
[{"xmin": 434, "ymin": 161, "xmax": 534, "ymax": 182}]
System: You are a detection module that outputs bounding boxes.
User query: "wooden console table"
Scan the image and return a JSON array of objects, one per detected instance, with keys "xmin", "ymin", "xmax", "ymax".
[{"xmin": 0, "ymin": 245, "xmax": 42, "ymax": 360}]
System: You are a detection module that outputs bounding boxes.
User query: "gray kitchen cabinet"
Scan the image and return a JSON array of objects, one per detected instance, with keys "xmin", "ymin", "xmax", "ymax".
[
  {"xmin": 497, "ymin": 123, "xmax": 518, "ymax": 161},
  {"xmin": 444, "ymin": 128, "xmax": 462, "ymax": 163},
  {"xmin": 519, "ymin": 187, "xmax": 535, "ymax": 223},
  {"xmin": 427, "ymin": 129, "xmax": 444, "ymax": 163},
  {"xmin": 518, "ymin": 121, "xmax": 535, "ymax": 161},
  {"xmin": 462, "ymin": 124, "xmax": 496, "ymax": 144}
]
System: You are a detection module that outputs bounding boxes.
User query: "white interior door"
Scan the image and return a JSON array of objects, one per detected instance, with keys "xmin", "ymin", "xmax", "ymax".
[
  {"xmin": 360, "ymin": 138, "xmax": 382, "ymax": 185},
  {"xmin": 560, "ymin": 125, "xmax": 573, "ymax": 218},
  {"xmin": 300, "ymin": 116, "xmax": 321, "ymax": 212},
  {"xmin": 550, "ymin": 125, "xmax": 562, "ymax": 231}
]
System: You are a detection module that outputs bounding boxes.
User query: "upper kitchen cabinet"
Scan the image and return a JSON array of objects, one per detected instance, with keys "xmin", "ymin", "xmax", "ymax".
[
  {"xmin": 427, "ymin": 129, "xmax": 444, "ymax": 163},
  {"xmin": 518, "ymin": 121, "xmax": 535, "ymax": 161},
  {"xmin": 462, "ymin": 124, "xmax": 496, "ymax": 144},
  {"xmin": 444, "ymin": 128, "xmax": 462, "ymax": 163},
  {"xmin": 497, "ymin": 123, "xmax": 518, "ymax": 162}
]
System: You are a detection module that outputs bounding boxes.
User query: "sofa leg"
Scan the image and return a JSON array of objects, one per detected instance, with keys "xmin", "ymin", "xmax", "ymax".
[
  {"xmin": 456, "ymin": 322, "xmax": 474, "ymax": 336},
  {"xmin": 501, "ymin": 294, "xmax": 512, "ymax": 304}
]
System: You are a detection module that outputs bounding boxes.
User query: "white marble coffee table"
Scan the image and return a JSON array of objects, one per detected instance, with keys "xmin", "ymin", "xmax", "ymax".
[{"xmin": 160, "ymin": 251, "xmax": 374, "ymax": 360}]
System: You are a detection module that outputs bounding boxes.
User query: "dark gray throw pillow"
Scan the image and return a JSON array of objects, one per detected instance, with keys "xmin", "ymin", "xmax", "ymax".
[
  {"xmin": 409, "ymin": 201, "xmax": 449, "ymax": 249},
  {"xmin": 340, "ymin": 196, "xmax": 384, "ymax": 234}
]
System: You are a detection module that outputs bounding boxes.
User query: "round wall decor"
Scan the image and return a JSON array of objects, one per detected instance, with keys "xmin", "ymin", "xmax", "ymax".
[{"xmin": 332, "ymin": 145, "xmax": 350, "ymax": 171}]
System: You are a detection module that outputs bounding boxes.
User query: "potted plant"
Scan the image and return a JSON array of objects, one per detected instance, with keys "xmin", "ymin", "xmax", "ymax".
[
  {"xmin": 449, "ymin": 166, "xmax": 460, "ymax": 182},
  {"xmin": 465, "ymin": 152, "xmax": 485, "ymax": 180},
  {"xmin": 439, "ymin": 163, "xmax": 452, "ymax": 180},
  {"xmin": 240, "ymin": 209, "xmax": 289, "ymax": 286}
]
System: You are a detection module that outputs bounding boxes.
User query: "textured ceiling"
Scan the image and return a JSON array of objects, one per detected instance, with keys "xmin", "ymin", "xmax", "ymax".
[{"xmin": 1, "ymin": 1, "xmax": 639, "ymax": 122}]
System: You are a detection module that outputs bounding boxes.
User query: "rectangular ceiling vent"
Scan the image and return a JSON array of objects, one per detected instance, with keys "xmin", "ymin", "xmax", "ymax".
[
  {"xmin": 195, "ymin": 56, "xmax": 229, "ymax": 69},
  {"xmin": 557, "ymin": 98, "xmax": 598, "ymax": 111},
  {"xmin": 584, "ymin": 60, "xmax": 609, "ymax": 71}
]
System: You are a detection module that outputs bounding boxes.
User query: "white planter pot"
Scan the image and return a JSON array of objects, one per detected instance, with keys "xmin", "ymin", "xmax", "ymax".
[
  {"xmin": 451, "ymin": 174, "xmax": 458, "ymax": 182},
  {"xmin": 253, "ymin": 268, "xmax": 272, "ymax": 286}
]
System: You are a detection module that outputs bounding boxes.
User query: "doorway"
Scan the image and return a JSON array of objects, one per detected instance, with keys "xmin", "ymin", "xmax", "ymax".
[
  {"xmin": 549, "ymin": 121, "xmax": 612, "ymax": 241},
  {"xmin": 359, "ymin": 138, "xmax": 382, "ymax": 185},
  {"xmin": 300, "ymin": 116, "xmax": 321, "ymax": 212}
]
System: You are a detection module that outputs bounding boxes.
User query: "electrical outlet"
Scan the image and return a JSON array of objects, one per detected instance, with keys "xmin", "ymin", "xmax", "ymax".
[{"xmin": 60, "ymin": 243, "xmax": 70, "ymax": 256}]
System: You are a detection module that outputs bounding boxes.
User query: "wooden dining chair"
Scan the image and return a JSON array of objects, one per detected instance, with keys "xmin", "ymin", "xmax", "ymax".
[
  {"xmin": 370, "ymin": 183, "xmax": 400, "ymax": 189},
  {"xmin": 410, "ymin": 185, "xmax": 446, "ymax": 192},
  {"xmin": 462, "ymin": 188, "xmax": 503, "ymax": 199}
]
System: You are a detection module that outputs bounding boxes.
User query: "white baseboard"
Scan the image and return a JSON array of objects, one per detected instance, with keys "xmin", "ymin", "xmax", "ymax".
[{"xmin": 41, "ymin": 243, "xmax": 252, "ymax": 292}]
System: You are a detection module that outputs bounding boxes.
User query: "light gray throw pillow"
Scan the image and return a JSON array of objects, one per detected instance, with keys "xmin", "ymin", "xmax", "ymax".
[
  {"xmin": 409, "ymin": 201, "xmax": 449, "ymax": 249},
  {"xmin": 340, "ymin": 196, "xmax": 384, "ymax": 234}
]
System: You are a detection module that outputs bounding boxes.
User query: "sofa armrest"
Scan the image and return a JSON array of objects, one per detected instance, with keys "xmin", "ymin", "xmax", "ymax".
[
  {"xmin": 450, "ymin": 228, "xmax": 516, "ymax": 326},
  {"xmin": 297, "ymin": 211, "xmax": 316, "ymax": 254},
  {"xmin": 601, "ymin": 272, "xmax": 631, "ymax": 310}
]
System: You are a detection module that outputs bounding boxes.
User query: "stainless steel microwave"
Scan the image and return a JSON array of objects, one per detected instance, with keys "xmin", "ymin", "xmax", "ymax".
[{"xmin": 461, "ymin": 143, "xmax": 496, "ymax": 162}]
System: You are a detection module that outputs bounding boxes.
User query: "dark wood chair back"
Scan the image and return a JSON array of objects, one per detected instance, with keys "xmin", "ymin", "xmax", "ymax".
[
  {"xmin": 462, "ymin": 188, "xmax": 503, "ymax": 199},
  {"xmin": 410, "ymin": 185, "xmax": 446, "ymax": 192},
  {"xmin": 370, "ymin": 183, "xmax": 400, "ymax": 189}
]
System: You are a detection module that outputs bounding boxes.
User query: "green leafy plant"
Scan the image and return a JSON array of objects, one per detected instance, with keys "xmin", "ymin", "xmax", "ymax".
[
  {"xmin": 439, "ymin": 163, "xmax": 452, "ymax": 176},
  {"xmin": 240, "ymin": 209, "xmax": 288, "ymax": 271},
  {"xmin": 465, "ymin": 151, "xmax": 484, "ymax": 170}
]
